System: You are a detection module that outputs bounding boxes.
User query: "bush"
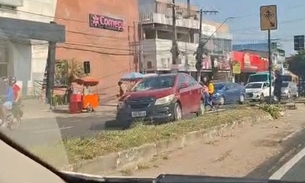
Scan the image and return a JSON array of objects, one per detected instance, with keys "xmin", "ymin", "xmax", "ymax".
[{"xmin": 259, "ymin": 104, "xmax": 282, "ymax": 119}]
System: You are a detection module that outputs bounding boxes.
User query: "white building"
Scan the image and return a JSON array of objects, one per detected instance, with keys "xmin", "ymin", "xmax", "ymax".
[
  {"xmin": 139, "ymin": 0, "xmax": 232, "ymax": 76},
  {"xmin": 0, "ymin": 0, "xmax": 60, "ymax": 96}
]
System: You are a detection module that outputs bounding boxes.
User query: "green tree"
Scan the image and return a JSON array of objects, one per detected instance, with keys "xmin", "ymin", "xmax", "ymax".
[
  {"xmin": 288, "ymin": 50, "xmax": 305, "ymax": 77},
  {"xmin": 55, "ymin": 58, "xmax": 85, "ymax": 86}
]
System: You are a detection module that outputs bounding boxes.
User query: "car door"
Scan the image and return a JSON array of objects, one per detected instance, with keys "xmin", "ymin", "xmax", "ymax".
[
  {"xmin": 231, "ymin": 83, "xmax": 242, "ymax": 102},
  {"xmin": 177, "ymin": 74, "xmax": 191, "ymax": 114},
  {"xmin": 185, "ymin": 74, "xmax": 201, "ymax": 112},
  {"xmin": 223, "ymin": 83, "xmax": 235, "ymax": 103}
]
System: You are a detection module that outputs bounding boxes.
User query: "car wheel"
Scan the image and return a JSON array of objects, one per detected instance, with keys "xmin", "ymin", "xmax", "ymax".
[
  {"xmin": 239, "ymin": 94, "xmax": 245, "ymax": 104},
  {"xmin": 173, "ymin": 102, "xmax": 182, "ymax": 121},
  {"xmin": 219, "ymin": 96, "xmax": 225, "ymax": 105},
  {"xmin": 196, "ymin": 99, "xmax": 205, "ymax": 117}
]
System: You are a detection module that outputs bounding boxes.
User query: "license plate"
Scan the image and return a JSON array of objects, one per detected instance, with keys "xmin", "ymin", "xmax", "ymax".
[{"xmin": 131, "ymin": 111, "xmax": 146, "ymax": 117}]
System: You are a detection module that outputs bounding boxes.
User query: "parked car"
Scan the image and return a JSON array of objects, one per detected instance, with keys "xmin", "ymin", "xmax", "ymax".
[
  {"xmin": 281, "ymin": 81, "xmax": 298, "ymax": 98},
  {"xmin": 245, "ymin": 82, "xmax": 273, "ymax": 102},
  {"xmin": 213, "ymin": 82, "xmax": 246, "ymax": 105},
  {"xmin": 116, "ymin": 73, "xmax": 204, "ymax": 128}
]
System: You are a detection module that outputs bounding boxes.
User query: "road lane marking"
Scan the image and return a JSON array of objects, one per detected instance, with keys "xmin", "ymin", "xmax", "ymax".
[
  {"xmin": 270, "ymin": 145, "xmax": 305, "ymax": 179},
  {"xmin": 32, "ymin": 126, "xmax": 73, "ymax": 134},
  {"xmin": 281, "ymin": 129, "xmax": 302, "ymax": 142}
]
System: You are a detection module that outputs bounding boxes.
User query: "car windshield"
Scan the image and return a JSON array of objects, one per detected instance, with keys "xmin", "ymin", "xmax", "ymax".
[
  {"xmin": 214, "ymin": 83, "xmax": 226, "ymax": 90},
  {"xmin": 2, "ymin": 1, "xmax": 305, "ymax": 182},
  {"xmin": 245, "ymin": 83, "xmax": 262, "ymax": 88},
  {"xmin": 132, "ymin": 75, "xmax": 175, "ymax": 92}
]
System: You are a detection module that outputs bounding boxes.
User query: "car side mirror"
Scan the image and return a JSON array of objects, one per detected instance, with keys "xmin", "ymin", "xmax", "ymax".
[{"xmin": 179, "ymin": 83, "xmax": 189, "ymax": 89}]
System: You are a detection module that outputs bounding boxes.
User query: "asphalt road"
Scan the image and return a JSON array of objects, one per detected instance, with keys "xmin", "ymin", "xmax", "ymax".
[
  {"xmin": 246, "ymin": 127, "xmax": 305, "ymax": 182},
  {"xmin": 0, "ymin": 114, "xmax": 116, "ymax": 148}
]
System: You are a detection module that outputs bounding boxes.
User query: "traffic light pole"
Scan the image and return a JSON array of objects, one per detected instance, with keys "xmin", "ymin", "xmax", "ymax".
[
  {"xmin": 268, "ymin": 30, "xmax": 272, "ymax": 103},
  {"xmin": 196, "ymin": 9, "xmax": 203, "ymax": 82}
]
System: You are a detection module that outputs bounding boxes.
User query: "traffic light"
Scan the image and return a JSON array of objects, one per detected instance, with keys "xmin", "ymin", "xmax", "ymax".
[
  {"xmin": 83, "ymin": 61, "xmax": 90, "ymax": 74},
  {"xmin": 294, "ymin": 35, "xmax": 304, "ymax": 51}
]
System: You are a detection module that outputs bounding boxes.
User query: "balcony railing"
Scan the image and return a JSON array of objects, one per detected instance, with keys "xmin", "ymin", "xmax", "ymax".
[{"xmin": 141, "ymin": 13, "xmax": 216, "ymax": 36}]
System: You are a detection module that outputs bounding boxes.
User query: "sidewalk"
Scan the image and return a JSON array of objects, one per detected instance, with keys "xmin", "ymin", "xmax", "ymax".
[{"xmin": 22, "ymin": 99, "xmax": 117, "ymax": 119}]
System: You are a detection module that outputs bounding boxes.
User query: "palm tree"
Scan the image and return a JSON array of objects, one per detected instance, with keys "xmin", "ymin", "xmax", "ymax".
[{"xmin": 55, "ymin": 58, "xmax": 85, "ymax": 86}]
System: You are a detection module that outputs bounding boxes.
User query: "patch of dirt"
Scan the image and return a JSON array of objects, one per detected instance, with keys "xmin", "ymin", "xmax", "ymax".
[{"xmin": 108, "ymin": 105, "xmax": 305, "ymax": 178}]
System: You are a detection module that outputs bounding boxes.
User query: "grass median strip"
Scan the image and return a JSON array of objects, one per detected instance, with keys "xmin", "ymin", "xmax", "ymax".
[{"xmin": 31, "ymin": 108, "xmax": 267, "ymax": 167}]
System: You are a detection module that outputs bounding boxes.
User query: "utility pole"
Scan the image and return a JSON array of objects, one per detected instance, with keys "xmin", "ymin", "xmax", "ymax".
[
  {"xmin": 195, "ymin": 9, "xmax": 203, "ymax": 82},
  {"xmin": 170, "ymin": 0, "xmax": 179, "ymax": 67}
]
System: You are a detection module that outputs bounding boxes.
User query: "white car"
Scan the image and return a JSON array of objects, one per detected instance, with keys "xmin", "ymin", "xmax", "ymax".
[{"xmin": 245, "ymin": 82, "xmax": 274, "ymax": 101}]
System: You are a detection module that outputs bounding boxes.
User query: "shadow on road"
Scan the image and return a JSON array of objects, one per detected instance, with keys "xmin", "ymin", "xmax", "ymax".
[{"xmin": 52, "ymin": 109, "xmax": 69, "ymax": 114}]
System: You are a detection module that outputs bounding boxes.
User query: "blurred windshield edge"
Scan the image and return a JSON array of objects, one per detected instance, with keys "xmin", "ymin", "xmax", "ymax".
[
  {"xmin": 0, "ymin": 133, "xmax": 291, "ymax": 183},
  {"xmin": 0, "ymin": 130, "xmax": 155, "ymax": 183},
  {"xmin": 0, "ymin": 132, "xmax": 66, "ymax": 183}
]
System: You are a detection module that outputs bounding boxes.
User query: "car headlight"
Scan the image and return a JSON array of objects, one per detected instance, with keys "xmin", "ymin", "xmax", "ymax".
[
  {"xmin": 155, "ymin": 94, "xmax": 175, "ymax": 105},
  {"xmin": 117, "ymin": 101, "xmax": 125, "ymax": 109}
]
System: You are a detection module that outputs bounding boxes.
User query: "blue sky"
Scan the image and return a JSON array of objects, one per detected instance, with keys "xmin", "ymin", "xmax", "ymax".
[{"xmin": 179, "ymin": 0, "xmax": 305, "ymax": 56}]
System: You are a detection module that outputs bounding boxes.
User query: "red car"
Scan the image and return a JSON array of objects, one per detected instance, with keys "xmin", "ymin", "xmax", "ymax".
[{"xmin": 116, "ymin": 73, "xmax": 205, "ymax": 128}]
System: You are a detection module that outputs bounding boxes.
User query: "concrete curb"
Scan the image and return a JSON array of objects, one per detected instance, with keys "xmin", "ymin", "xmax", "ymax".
[{"xmin": 65, "ymin": 113, "xmax": 273, "ymax": 174}]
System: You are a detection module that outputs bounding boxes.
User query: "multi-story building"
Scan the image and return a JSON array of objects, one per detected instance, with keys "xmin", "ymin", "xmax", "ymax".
[
  {"xmin": 139, "ymin": 0, "xmax": 232, "ymax": 79},
  {"xmin": 55, "ymin": 0, "xmax": 139, "ymax": 102}
]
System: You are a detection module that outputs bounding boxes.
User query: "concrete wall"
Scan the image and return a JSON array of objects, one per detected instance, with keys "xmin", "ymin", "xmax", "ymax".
[{"xmin": 0, "ymin": 0, "xmax": 57, "ymax": 95}]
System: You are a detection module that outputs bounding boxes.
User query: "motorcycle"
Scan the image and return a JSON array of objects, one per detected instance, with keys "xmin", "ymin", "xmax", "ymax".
[{"xmin": 0, "ymin": 98, "xmax": 23, "ymax": 130}]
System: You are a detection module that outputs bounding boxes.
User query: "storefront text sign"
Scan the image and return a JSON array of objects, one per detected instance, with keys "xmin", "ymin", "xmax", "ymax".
[{"xmin": 89, "ymin": 14, "xmax": 123, "ymax": 32}]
